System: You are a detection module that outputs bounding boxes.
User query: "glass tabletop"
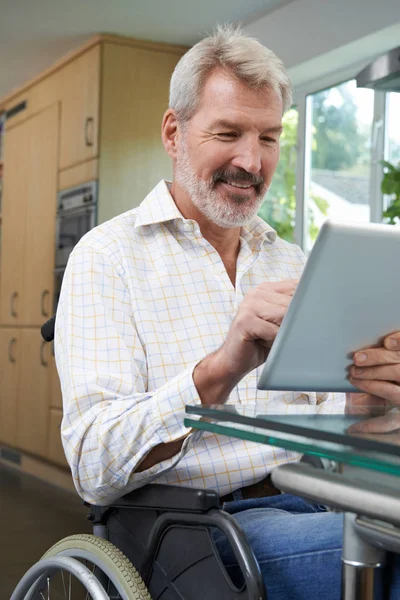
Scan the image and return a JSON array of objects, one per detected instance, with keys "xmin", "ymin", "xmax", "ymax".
[{"xmin": 184, "ymin": 403, "xmax": 400, "ymax": 476}]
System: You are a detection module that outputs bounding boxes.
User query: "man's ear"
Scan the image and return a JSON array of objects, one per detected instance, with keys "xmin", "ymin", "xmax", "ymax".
[{"xmin": 161, "ymin": 109, "xmax": 181, "ymax": 159}]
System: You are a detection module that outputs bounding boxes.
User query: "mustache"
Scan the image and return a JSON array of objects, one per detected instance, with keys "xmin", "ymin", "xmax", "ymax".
[{"xmin": 212, "ymin": 168, "xmax": 265, "ymax": 193}]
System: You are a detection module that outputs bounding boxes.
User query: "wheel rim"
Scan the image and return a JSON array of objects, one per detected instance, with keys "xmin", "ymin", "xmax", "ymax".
[
  {"xmin": 11, "ymin": 557, "xmax": 109, "ymax": 600},
  {"xmin": 32, "ymin": 563, "xmax": 120, "ymax": 599},
  {"xmin": 12, "ymin": 535, "xmax": 151, "ymax": 600}
]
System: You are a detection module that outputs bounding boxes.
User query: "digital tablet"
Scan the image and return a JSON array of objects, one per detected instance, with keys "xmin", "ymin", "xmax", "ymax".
[{"xmin": 257, "ymin": 220, "xmax": 400, "ymax": 393}]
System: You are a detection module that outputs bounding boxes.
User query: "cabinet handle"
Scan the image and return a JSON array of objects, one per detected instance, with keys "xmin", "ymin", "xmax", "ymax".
[
  {"xmin": 10, "ymin": 292, "xmax": 18, "ymax": 317},
  {"xmin": 8, "ymin": 338, "xmax": 17, "ymax": 363},
  {"xmin": 40, "ymin": 340, "xmax": 49, "ymax": 367},
  {"xmin": 84, "ymin": 117, "xmax": 94, "ymax": 147},
  {"xmin": 41, "ymin": 289, "xmax": 50, "ymax": 317}
]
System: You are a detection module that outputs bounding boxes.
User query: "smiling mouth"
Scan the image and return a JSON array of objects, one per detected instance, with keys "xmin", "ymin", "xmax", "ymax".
[{"xmin": 219, "ymin": 180, "xmax": 254, "ymax": 191}]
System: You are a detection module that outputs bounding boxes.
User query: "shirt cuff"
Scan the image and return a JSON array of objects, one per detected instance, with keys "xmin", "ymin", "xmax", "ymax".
[{"xmin": 150, "ymin": 361, "xmax": 203, "ymax": 444}]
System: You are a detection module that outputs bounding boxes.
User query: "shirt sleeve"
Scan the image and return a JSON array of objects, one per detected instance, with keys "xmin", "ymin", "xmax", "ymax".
[{"xmin": 55, "ymin": 244, "xmax": 203, "ymax": 506}]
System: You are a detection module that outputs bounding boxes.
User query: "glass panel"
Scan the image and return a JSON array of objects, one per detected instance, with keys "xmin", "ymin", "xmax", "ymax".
[
  {"xmin": 258, "ymin": 107, "xmax": 298, "ymax": 243},
  {"xmin": 305, "ymin": 80, "xmax": 374, "ymax": 252},
  {"xmin": 184, "ymin": 417, "xmax": 400, "ymax": 476},
  {"xmin": 58, "ymin": 210, "xmax": 93, "ymax": 252},
  {"xmin": 185, "ymin": 402, "xmax": 400, "ymax": 475}
]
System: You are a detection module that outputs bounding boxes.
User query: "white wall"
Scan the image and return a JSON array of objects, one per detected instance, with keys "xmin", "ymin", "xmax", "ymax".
[{"xmin": 244, "ymin": 0, "xmax": 400, "ymax": 90}]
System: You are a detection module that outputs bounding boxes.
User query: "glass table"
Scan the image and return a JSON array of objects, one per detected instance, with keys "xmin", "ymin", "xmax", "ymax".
[{"xmin": 185, "ymin": 403, "xmax": 400, "ymax": 600}]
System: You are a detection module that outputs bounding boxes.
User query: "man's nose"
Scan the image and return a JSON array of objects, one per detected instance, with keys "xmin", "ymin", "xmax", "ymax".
[{"xmin": 231, "ymin": 138, "xmax": 262, "ymax": 175}]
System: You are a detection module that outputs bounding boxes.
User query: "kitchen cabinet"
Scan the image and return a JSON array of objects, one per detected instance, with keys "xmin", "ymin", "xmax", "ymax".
[
  {"xmin": 0, "ymin": 34, "xmax": 187, "ymax": 472},
  {"xmin": 17, "ymin": 328, "xmax": 51, "ymax": 458},
  {"xmin": 0, "ymin": 121, "xmax": 28, "ymax": 324},
  {"xmin": 22, "ymin": 104, "xmax": 59, "ymax": 325},
  {"xmin": 97, "ymin": 42, "xmax": 183, "ymax": 222},
  {"xmin": 59, "ymin": 45, "xmax": 100, "ymax": 170},
  {"xmin": 0, "ymin": 328, "xmax": 20, "ymax": 447},
  {"xmin": 0, "ymin": 103, "xmax": 59, "ymax": 326}
]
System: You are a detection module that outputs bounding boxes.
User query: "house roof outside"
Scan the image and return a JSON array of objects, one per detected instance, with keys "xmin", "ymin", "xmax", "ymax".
[{"xmin": 312, "ymin": 168, "xmax": 370, "ymax": 205}]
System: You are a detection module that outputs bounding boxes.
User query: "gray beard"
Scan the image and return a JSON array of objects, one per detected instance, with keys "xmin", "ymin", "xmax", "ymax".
[{"xmin": 175, "ymin": 142, "xmax": 268, "ymax": 229}]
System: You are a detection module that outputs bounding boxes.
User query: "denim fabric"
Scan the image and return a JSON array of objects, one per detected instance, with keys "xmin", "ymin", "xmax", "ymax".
[{"xmin": 212, "ymin": 494, "xmax": 400, "ymax": 600}]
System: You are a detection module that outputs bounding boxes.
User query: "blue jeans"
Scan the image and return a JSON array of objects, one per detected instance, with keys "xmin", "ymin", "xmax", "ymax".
[{"xmin": 213, "ymin": 494, "xmax": 400, "ymax": 600}]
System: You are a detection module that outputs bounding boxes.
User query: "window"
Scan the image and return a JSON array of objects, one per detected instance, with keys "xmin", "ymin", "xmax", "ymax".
[
  {"xmin": 258, "ymin": 107, "xmax": 298, "ymax": 242},
  {"xmin": 386, "ymin": 92, "xmax": 400, "ymax": 166},
  {"xmin": 304, "ymin": 80, "xmax": 374, "ymax": 252}
]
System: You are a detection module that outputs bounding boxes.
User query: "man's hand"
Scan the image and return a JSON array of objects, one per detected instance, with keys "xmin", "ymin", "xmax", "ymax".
[
  {"xmin": 218, "ymin": 279, "xmax": 297, "ymax": 376},
  {"xmin": 194, "ymin": 279, "xmax": 297, "ymax": 406},
  {"xmin": 346, "ymin": 331, "xmax": 400, "ymax": 433}
]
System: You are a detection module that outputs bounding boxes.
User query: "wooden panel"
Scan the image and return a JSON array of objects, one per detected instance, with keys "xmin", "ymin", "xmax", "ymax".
[
  {"xmin": 59, "ymin": 45, "xmax": 100, "ymax": 169},
  {"xmin": 1, "ymin": 37, "xmax": 102, "ymax": 112},
  {"xmin": 98, "ymin": 43, "xmax": 184, "ymax": 223},
  {"xmin": 50, "ymin": 354, "xmax": 63, "ymax": 409},
  {"xmin": 59, "ymin": 158, "xmax": 98, "ymax": 190},
  {"xmin": 21, "ymin": 103, "xmax": 59, "ymax": 325},
  {"xmin": 99, "ymin": 34, "xmax": 188, "ymax": 56},
  {"xmin": 17, "ymin": 329, "xmax": 51, "ymax": 458},
  {"xmin": 1, "ymin": 35, "xmax": 186, "ymax": 114},
  {"xmin": 0, "ymin": 120, "xmax": 28, "ymax": 324},
  {"xmin": 0, "ymin": 328, "xmax": 20, "ymax": 447},
  {"xmin": 4, "ymin": 70, "xmax": 61, "ymax": 131},
  {"xmin": 48, "ymin": 408, "xmax": 68, "ymax": 467}
]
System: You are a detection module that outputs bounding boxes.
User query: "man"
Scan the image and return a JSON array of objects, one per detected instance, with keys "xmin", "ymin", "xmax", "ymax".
[{"xmin": 55, "ymin": 25, "xmax": 400, "ymax": 599}]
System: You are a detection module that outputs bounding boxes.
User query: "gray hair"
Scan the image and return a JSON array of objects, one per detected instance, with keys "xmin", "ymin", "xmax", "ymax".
[{"xmin": 169, "ymin": 24, "xmax": 292, "ymax": 122}]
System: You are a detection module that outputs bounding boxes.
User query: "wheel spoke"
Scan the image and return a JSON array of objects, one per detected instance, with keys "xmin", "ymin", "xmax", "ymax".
[{"xmin": 61, "ymin": 570, "xmax": 67, "ymax": 599}]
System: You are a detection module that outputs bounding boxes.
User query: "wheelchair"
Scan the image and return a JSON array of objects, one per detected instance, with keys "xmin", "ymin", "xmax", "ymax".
[{"xmin": 10, "ymin": 316, "xmax": 266, "ymax": 600}]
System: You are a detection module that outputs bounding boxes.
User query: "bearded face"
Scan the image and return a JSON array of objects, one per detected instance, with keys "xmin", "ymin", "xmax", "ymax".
[
  {"xmin": 176, "ymin": 133, "xmax": 269, "ymax": 228},
  {"xmin": 172, "ymin": 70, "xmax": 282, "ymax": 229}
]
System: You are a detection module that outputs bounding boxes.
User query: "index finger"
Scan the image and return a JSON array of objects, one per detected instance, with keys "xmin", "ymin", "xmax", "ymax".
[{"xmin": 353, "ymin": 346, "xmax": 400, "ymax": 367}]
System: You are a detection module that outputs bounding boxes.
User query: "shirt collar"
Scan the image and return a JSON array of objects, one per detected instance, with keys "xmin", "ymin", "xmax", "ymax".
[
  {"xmin": 134, "ymin": 180, "xmax": 184, "ymax": 228},
  {"xmin": 134, "ymin": 179, "xmax": 277, "ymax": 245}
]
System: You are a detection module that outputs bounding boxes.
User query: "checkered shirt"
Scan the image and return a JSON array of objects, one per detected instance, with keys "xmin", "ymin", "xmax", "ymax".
[{"xmin": 55, "ymin": 180, "xmax": 345, "ymax": 505}]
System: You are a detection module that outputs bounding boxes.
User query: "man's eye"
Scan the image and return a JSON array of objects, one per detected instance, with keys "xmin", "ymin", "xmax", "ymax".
[
  {"xmin": 218, "ymin": 132, "xmax": 237, "ymax": 138},
  {"xmin": 261, "ymin": 136, "xmax": 277, "ymax": 143}
]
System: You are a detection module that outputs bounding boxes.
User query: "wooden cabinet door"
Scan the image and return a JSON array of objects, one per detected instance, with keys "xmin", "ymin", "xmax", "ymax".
[
  {"xmin": 59, "ymin": 45, "xmax": 100, "ymax": 169},
  {"xmin": 21, "ymin": 103, "xmax": 59, "ymax": 325},
  {"xmin": 17, "ymin": 328, "xmax": 50, "ymax": 457},
  {"xmin": 0, "ymin": 328, "xmax": 20, "ymax": 447},
  {"xmin": 0, "ymin": 121, "xmax": 29, "ymax": 325}
]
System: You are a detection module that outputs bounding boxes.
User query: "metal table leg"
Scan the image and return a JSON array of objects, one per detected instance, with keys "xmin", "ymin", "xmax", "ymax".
[{"xmin": 341, "ymin": 513, "xmax": 385, "ymax": 600}]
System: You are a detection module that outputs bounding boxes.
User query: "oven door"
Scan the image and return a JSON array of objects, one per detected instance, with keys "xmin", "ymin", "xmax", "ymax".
[{"xmin": 55, "ymin": 205, "xmax": 96, "ymax": 269}]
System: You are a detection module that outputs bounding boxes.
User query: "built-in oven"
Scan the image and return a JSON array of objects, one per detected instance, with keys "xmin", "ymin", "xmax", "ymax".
[{"xmin": 54, "ymin": 180, "xmax": 98, "ymax": 311}]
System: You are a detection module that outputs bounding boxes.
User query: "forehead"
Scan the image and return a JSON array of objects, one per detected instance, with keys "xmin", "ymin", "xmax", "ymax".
[{"xmin": 193, "ymin": 68, "xmax": 283, "ymax": 127}]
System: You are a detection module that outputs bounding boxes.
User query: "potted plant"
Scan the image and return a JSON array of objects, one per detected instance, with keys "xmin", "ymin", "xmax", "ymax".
[{"xmin": 381, "ymin": 160, "xmax": 400, "ymax": 224}]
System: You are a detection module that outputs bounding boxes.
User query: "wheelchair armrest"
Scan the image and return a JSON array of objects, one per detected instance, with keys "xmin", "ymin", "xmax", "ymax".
[{"xmin": 110, "ymin": 484, "xmax": 220, "ymax": 512}]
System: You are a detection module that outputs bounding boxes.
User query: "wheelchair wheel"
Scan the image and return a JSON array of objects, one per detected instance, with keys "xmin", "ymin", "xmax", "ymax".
[{"xmin": 12, "ymin": 534, "xmax": 152, "ymax": 600}]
